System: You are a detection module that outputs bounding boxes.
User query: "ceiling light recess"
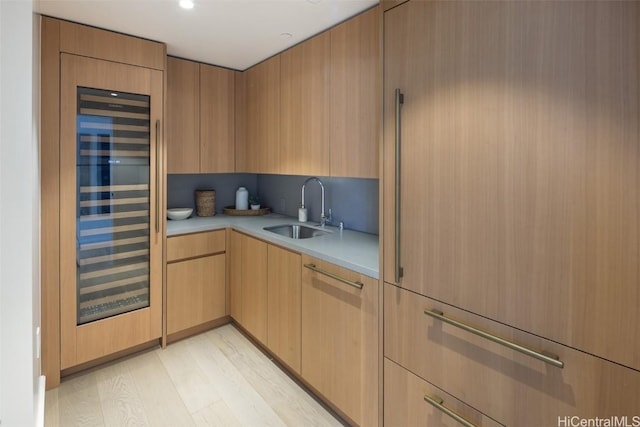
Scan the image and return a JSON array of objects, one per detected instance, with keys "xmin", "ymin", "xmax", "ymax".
[{"xmin": 179, "ymin": 0, "xmax": 194, "ymax": 10}]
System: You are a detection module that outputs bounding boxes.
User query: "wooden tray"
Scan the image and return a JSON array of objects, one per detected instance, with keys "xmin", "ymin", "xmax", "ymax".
[{"xmin": 223, "ymin": 206, "xmax": 271, "ymax": 216}]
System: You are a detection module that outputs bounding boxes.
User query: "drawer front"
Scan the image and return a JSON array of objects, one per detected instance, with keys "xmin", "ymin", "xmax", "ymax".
[
  {"xmin": 167, "ymin": 229, "xmax": 225, "ymax": 262},
  {"xmin": 385, "ymin": 358, "xmax": 503, "ymax": 427},
  {"xmin": 384, "ymin": 283, "xmax": 640, "ymax": 425}
]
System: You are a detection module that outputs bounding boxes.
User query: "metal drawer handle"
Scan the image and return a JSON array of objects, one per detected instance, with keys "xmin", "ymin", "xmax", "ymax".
[
  {"xmin": 394, "ymin": 88, "xmax": 404, "ymax": 283},
  {"xmin": 155, "ymin": 119, "xmax": 161, "ymax": 236},
  {"xmin": 304, "ymin": 263, "xmax": 364, "ymax": 290},
  {"xmin": 424, "ymin": 309, "xmax": 564, "ymax": 368},
  {"xmin": 424, "ymin": 394, "xmax": 477, "ymax": 427}
]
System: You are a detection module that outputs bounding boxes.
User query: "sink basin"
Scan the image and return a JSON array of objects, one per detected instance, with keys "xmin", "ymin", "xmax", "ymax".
[{"xmin": 264, "ymin": 224, "xmax": 329, "ymax": 239}]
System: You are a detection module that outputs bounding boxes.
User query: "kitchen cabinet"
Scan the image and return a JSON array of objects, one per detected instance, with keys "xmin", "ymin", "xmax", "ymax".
[
  {"xmin": 166, "ymin": 57, "xmax": 235, "ymax": 174},
  {"xmin": 280, "ymin": 32, "xmax": 331, "ymax": 176},
  {"xmin": 300, "ymin": 255, "xmax": 379, "ymax": 426},
  {"xmin": 166, "ymin": 57, "xmax": 199, "ymax": 173},
  {"xmin": 383, "ymin": 0, "xmax": 640, "ymax": 421},
  {"xmin": 384, "ymin": 359, "xmax": 501, "ymax": 427},
  {"xmin": 384, "ymin": 283, "xmax": 640, "ymax": 425},
  {"xmin": 236, "ymin": 55, "xmax": 281, "ymax": 174},
  {"xmin": 44, "ymin": 17, "xmax": 166, "ymax": 375},
  {"xmin": 267, "ymin": 244, "xmax": 301, "ymax": 373},
  {"xmin": 383, "ymin": 0, "xmax": 640, "ymax": 371},
  {"xmin": 329, "ymin": 6, "xmax": 380, "ymax": 179},
  {"xmin": 166, "ymin": 231, "xmax": 226, "ymax": 337},
  {"xmin": 228, "ymin": 230, "xmax": 268, "ymax": 344}
]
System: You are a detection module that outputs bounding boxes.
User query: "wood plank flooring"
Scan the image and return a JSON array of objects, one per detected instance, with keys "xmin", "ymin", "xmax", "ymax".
[{"xmin": 45, "ymin": 324, "xmax": 344, "ymax": 426}]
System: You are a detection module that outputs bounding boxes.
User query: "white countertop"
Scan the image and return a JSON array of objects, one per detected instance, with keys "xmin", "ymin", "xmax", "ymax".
[{"xmin": 167, "ymin": 213, "xmax": 379, "ymax": 279}]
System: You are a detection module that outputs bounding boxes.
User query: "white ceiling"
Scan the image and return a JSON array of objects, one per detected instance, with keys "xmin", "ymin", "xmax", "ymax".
[{"xmin": 35, "ymin": 0, "xmax": 378, "ymax": 70}]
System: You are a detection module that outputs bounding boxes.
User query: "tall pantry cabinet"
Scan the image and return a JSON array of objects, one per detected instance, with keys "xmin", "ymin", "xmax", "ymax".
[
  {"xmin": 41, "ymin": 17, "xmax": 166, "ymax": 387},
  {"xmin": 383, "ymin": 1, "xmax": 640, "ymax": 424}
]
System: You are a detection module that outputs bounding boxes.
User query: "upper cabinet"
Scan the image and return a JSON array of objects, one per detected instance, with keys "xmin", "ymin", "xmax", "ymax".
[
  {"xmin": 236, "ymin": 55, "xmax": 281, "ymax": 174},
  {"xmin": 166, "ymin": 57, "xmax": 235, "ymax": 174},
  {"xmin": 329, "ymin": 7, "xmax": 380, "ymax": 178},
  {"xmin": 280, "ymin": 32, "xmax": 331, "ymax": 176},
  {"xmin": 237, "ymin": 6, "xmax": 380, "ymax": 178}
]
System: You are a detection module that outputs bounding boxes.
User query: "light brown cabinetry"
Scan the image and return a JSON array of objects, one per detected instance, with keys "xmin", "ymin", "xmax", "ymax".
[
  {"xmin": 384, "ymin": 283, "xmax": 640, "ymax": 425},
  {"xmin": 236, "ymin": 55, "xmax": 281, "ymax": 174},
  {"xmin": 300, "ymin": 255, "xmax": 379, "ymax": 426},
  {"xmin": 42, "ymin": 17, "xmax": 166, "ymax": 386},
  {"xmin": 329, "ymin": 6, "xmax": 380, "ymax": 178},
  {"xmin": 280, "ymin": 32, "xmax": 331, "ymax": 176},
  {"xmin": 167, "ymin": 57, "xmax": 235, "ymax": 174},
  {"xmin": 267, "ymin": 245, "xmax": 301, "ymax": 373},
  {"xmin": 383, "ymin": 0, "xmax": 640, "ymax": 371},
  {"xmin": 236, "ymin": 7, "xmax": 380, "ymax": 178},
  {"xmin": 384, "ymin": 359, "xmax": 501, "ymax": 427},
  {"xmin": 166, "ymin": 57, "xmax": 199, "ymax": 173},
  {"xmin": 166, "ymin": 231, "xmax": 226, "ymax": 337},
  {"xmin": 228, "ymin": 230, "xmax": 268, "ymax": 344}
]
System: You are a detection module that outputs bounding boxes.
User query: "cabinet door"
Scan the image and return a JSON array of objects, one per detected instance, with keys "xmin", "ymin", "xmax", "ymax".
[
  {"xmin": 240, "ymin": 56, "xmax": 281, "ymax": 174},
  {"xmin": 267, "ymin": 245, "xmax": 301, "ymax": 373},
  {"xmin": 167, "ymin": 254, "xmax": 226, "ymax": 335},
  {"xmin": 301, "ymin": 255, "xmax": 379, "ymax": 426},
  {"xmin": 330, "ymin": 6, "xmax": 380, "ymax": 178},
  {"xmin": 280, "ymin": 32, "xmax": 331, "ymax": 176},
  {"xmin": 60, "ymin": 54, "xmax": 163, "ymax": 368},
  {"xmin": 200, "ymin": 64, "xmax": 235, "ymax": 173},
  {"xmin": 228, "ymin": 230, "xmax": 243, "ymax": 323},
  {"xmin": 166, "ymin": 57, "xmax": 200, "ymax": 173},
  {"xmin": 383, "ymin": 0, "xmax": 640, "ymax": 370}
]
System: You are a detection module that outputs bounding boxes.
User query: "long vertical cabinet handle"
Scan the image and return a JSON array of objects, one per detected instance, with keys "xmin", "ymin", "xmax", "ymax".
[
  {"xmin": 423, "ymin": 395, "xmax": 477, "ymax": 427},
  {"xmin": 395, "ymin": 88, "xmax": 405, "ymax": 283},
  {"xmin": 155, "ymin": 120, "xmax": 161, "ymax": 236}
]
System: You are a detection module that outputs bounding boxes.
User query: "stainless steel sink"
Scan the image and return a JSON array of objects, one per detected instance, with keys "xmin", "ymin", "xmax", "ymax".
[{"xmin": 263, "ymin": 224, "xmax": 329, "ymax": 239}]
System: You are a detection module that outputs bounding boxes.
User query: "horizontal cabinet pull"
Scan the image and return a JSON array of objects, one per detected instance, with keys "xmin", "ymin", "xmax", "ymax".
[
  {"xmin": 424, "ymin": 394, "xmax": 477, "ymax": 427},
  {"xmin": 304, "ymin": 263, "xmax": 364, "ymax": 290},
  {"xmin": 424, "ymin": 309, "xmax": 564, "ymax": 368}
]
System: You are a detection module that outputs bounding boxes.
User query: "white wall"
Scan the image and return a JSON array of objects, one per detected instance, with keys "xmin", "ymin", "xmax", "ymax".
[{"xmin": 0, "ymin": 0, "xmax": 40, "ymax": 426}]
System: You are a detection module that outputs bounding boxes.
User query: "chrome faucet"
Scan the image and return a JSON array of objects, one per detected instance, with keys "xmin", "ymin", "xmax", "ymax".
[{"xmin": 301, "ymin": 177, "xmax": 329, "ymax": 227}]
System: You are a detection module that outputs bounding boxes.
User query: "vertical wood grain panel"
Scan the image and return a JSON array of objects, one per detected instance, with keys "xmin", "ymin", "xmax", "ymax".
[
  {"xmin": 240, "ymin": 234, "xmax": 268, "ymax": 344},
  {"xmin": 384, "ymin": 0, "xmax": 640, "ymax": 369},
  {"xmin": 330, "ymin": 6, "xmax": 380, "ymax": 178},
  {"xmin": 244, "ymin": 56, "xmax": 281, "ymax": 174},
  {"xmin": 40, "ymin": 16, "xmax": 61, "ymax": 389},
  {"xmin": 200, "ymin": 64, "xmax": 235, "ymax": 173},
  {"xmin": 166, "ymin": 57, "xmax": 200, "ymax": 173},
  {"xmin": 280, "ymin": 33, "xmax": 331, "ymax": 176}
]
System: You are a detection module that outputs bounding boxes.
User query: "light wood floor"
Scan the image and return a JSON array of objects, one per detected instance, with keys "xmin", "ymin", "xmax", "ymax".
[{"xmin": 45, "ymin": 324, "xmax": 344, "ymax": 426}]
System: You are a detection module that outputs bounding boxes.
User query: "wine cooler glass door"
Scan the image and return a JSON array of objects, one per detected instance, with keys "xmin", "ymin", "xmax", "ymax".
[{"xmin": 60, "ymin": 54, "xmax": 163, "ymax": 369}]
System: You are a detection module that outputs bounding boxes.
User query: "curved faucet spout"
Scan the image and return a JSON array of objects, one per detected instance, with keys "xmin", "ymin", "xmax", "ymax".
[{"xmin": 301, "ymin": 177, "xmax": 327, "ymax": 226}]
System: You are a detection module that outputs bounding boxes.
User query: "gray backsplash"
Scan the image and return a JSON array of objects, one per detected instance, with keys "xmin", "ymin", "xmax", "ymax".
[
  {"xmin": 257, "ymin": 174, "xmax": 378, "ymax": 235},
  {"xmin": 167, "ymin": 173, "xmax": 258, "ymax": 214},
  {"xmin": 167, "ymin": 173, "xmax": 379, "ymax": 235}
]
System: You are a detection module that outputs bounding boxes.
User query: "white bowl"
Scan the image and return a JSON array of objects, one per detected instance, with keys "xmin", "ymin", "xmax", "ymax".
[{"xmin": 167, "ymin": 208, "xmax": 193, "ymax": 220}]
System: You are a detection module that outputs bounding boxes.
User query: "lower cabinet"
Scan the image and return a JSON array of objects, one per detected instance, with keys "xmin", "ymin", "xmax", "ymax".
[
  {"xmin": 166, "ymin": 230, "xmax": 227, "ymax": 337},
  {"xmin": 267, "ymin": 244, "xmax": 302, "ymax": 373},
  {"xmin": 384, "ymin": 282, "xmax": 640, "ymax": 426},
  {"xmin": 301, "ymin": 255, "xmax": 379, "ymax": 427},
  {"xmin": 384, "ymin": 358, "xmax": 501, "ymax": 427},
  {"xmin": 228, "ymin": 230, "xmax": 268, "ymax": 344}
]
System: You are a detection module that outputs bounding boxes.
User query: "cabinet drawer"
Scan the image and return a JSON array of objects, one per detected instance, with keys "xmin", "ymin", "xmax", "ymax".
[
  {"xmin": 167, "ymin": 230, "xmax": 225, "ymax": 262},
  {"xmin": 384, "ymin": 283, "xmax": 640, "ymax": 426},
  {"xmin": 167, "ymin": 254, "xmax": 226, "ymax": 334},
  {"xmin": 385, "ymin": 358, "xmax": 502, "ymax": 427}
]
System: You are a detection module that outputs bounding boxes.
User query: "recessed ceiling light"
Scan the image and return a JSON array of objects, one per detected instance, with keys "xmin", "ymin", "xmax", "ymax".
[
  {"xmin": 179, "ymin": 0, "xmax": 194, "ymax": 10},
  {"xmin": 280, "ymin": 32, "xmax": 293, "ymax": 39},
  {"xmin": 306, "ymin": 0, "xmax": 323, "ymax": 4}
]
